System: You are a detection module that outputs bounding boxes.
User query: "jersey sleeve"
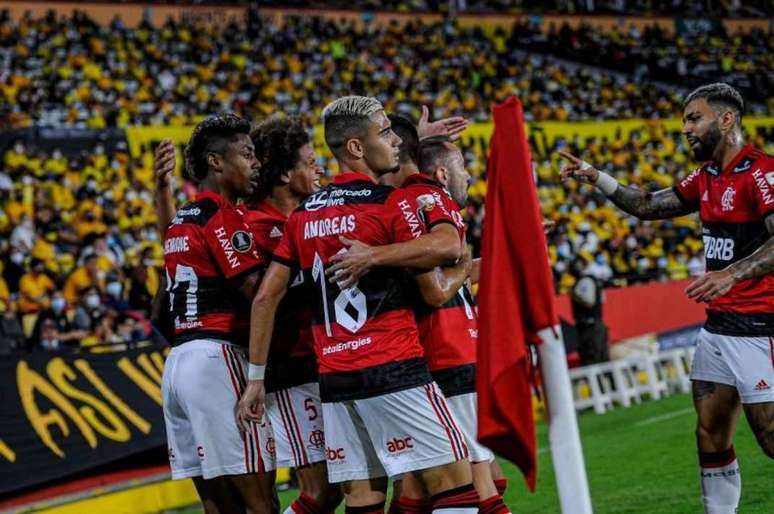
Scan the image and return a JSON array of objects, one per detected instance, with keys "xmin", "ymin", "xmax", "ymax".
[
  {"xmin": 751, "ymin": 159, "xmax": 774, "ymax": 217},
  {"xmin": 203, "ymin": 206, "xmax": 264, "ymax": 279},
  {"xmin": 673, "ymin": 168, "xmax": 702, "ymax": 209},
  {"xmin": 271, "ymin": 212, "xmax": 300, "ymax": 267}
]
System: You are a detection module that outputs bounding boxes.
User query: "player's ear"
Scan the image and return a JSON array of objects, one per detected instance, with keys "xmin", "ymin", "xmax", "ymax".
[
  {"xmin": 207, "ymin": 152, "xmax": 222, "ymax": 173},
  {"xmin": 345, "ymin": 138, "xmax": 364, "ymax": 160},
  {"xmin": 718, "ymin": 109, "xmax": 739, "ymax": 132},
  {"xmin": 434, "ymin": 166, "xmax": 449, "ymax": 187},
  {"xmin": 280, "ymin": 170, "xmax": 291, "ymax": 185}
]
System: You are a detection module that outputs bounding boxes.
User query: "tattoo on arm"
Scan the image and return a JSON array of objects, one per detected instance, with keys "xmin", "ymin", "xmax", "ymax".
[
  {"xmin": 608, "ymin": 186, "xmax": 695, "ymax": 220},
  {"xmin": 692, "ymin": 380, "xmax": 717, "ymax": 402},
  {"xmin": 727, "ymin": 214, "xmax": 774, "ymax": 282}
]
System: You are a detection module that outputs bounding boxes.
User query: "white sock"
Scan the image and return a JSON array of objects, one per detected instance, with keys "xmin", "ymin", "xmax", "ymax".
[{"xmin": 700, "ymin": 448, "xmax": 741, "ymax": 514}]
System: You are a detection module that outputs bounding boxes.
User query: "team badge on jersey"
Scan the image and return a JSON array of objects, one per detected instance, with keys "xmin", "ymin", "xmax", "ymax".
[
  {"xmin": 231, "ymin": 230, "xmax": 253, "ymax": 252},
  {"xmin": 721, "ymin": 186, "xmax": 736, "ymax": 212},
  {"xmin": 416, "ymin": 194, "xmax": 436, "ymax": 212}
]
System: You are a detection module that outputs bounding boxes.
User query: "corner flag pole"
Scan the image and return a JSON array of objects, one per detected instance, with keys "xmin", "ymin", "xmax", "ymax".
[{"xmin": 538, "ymin": 326, "xmax": 593, "ymax": 514}]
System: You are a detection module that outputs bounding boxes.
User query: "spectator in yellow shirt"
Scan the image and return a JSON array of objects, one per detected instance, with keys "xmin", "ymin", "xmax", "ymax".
[
  {"xmin": 18, "ymin": 258, "xmax": 55, "ymax": 313},
  {"xmin": 63, "ymin": 254, "xmax": 105, "ymax": 305}
]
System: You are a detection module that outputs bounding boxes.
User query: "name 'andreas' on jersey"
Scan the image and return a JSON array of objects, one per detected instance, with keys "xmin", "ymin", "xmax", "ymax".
[{"xmin": 272, "ymin": 172, "xmax": 428, "ymax": 401}]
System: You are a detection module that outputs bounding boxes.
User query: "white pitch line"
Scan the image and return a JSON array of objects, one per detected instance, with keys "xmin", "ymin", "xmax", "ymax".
[{"xmin": 634, "ymin": 407, "xmax": 694, "ymax": 427}]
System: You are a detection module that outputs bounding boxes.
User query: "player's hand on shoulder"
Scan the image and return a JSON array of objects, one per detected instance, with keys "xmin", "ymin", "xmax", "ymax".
[
  {"xmin": 685, "ymin": 269, "xmax": 736, "ymax": 303},
  {"xmin": 236, "ymin": 379, "xmax": 266, "ymax": 432},
  {"xmin": 326, "ymin": 236, "xmax": 374, "ymax": 288},
  {"xmin": 559, "ymin": 150, "xmax": 599, "ymax": 184},
  {"xmin": 154, "ymin": 139, "xmax": 176, "ymax": 188},
  {"xmin": 417, "ymin": 105, "xmax": 470, "ymax": 142}
]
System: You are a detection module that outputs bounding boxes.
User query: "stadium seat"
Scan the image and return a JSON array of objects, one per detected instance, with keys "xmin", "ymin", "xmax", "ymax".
[
  {"xmin": 655, "ymin": 348, "xmax": 692, "ymax": 394},
  {"xmin": 628, "ymin": 355, "xmax": 669, "ymax": 401},
  {"xmin": 569, "ymin": 364, "xmax": 613, "ymax": 414}
]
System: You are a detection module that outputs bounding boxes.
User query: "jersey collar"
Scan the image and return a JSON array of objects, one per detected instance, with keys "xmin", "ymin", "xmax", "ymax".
[
  {"xmin": 195, "ymin": 190, "xmax": 231, "ymax": 205},
  {"xmin": 710, "ymin": 144, "xmax": 754, "ymax": 176},
  {"xmin": 332, "ymin": 171, "xmax": 377, "ymax": 184},
  {"xmin": 402, "ymin": 172, "xmax": 442, "ymax": 188}
]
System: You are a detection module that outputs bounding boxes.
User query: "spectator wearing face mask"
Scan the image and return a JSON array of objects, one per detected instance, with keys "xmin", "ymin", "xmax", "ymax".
[
  {"xmin": 73, "ymin": 285, "xmax": 105, "ymax": 332},
  {"xmin": 30, "ymin": 291, "xmax": 87, "ymax": 351},
  {"xmin": 104, "ymin": 272, "xmax": 130, "ymax": 312},
  {"xmin": 63, "ymin": 253, "xmax": 105, "ymax": 305},
  {"xmin": 18, "ymin": 258, "xmax": 55, "ymax": 314}
]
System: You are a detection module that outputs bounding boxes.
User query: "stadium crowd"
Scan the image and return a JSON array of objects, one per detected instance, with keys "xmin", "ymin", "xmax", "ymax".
[
  {"xmin": 0, "ymin": 9, "xmax": 706, "ymax": 128},
  {"xmin": 1, "ymin": 7, "xmax": 773, "ymax": 353},
  {"xmin": 518, "ymin": 21, "xmax": 774, "ymax": 104},
  {"xmin": 0, "ymin": 141, "xmax": 161, "ymax": 353},
  {"xmin": 116, "ymin": 0, "xmax": 774, "ymax": 17}
]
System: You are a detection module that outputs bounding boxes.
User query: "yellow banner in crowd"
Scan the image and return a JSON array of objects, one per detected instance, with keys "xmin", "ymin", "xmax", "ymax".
[{"xmin": 127, "ymin": 117, "xmax": 774, "ymax": 161}]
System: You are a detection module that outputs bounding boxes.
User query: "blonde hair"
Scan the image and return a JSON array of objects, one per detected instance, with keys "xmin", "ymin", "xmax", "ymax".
[
  {"xmin": 322, "ymin": 96, "xmax": 385, "ymax": 158},
  {"xmin": 322, "ymin": 96, "xmax": 383, "ymax": 122}
]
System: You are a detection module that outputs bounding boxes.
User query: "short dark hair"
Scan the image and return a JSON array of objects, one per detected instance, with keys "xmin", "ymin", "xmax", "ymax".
[
  {"xmin": 683, "ymin": 83, "xmax": 744, "ymax": 124},
  {"xmin": 184, "ymin": 114, "xmax": 252, "ymax": 182},
  {"xmin": 251, "ymin": 116, "xmax": 311, "ymax": 201},
  {"xmin": 388, "ymin": 114, "xmax": 419, "ymax": 166},
  {"xmin": 418, "ymin": 136, "xmax": 454, "ymax": 175},
  {"xmin": 322, "ymin": 96, "xmax": 383, "ymax": 161}
]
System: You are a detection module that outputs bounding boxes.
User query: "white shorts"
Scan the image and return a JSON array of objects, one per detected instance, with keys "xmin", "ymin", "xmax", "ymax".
[
  {"xmin": 690, "ymin": 329, "xmax": 774, "ymax": 404},
  {"xmin": 322, "ymin": 382, "xmax": 469, "ymax": 483},
  {"xmin": 265, "ymin": 382, "xmax": 326, "ymax": 468},
  {"xmin": 162, "ymin": 340, "xmax": 276, "ymax": 479},
  {"xmin": 445, "ymin": 392, "xmax": 494, "ymax": 463}
]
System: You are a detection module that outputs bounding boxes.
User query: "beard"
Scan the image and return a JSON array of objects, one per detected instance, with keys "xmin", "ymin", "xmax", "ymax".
[{"xmin": 691, "ymin": 121, "xmax": 722, "ymax": 162}]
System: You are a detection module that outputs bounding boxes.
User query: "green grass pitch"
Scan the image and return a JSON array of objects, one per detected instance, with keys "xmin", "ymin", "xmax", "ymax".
[{"xmin": 164, "ymin": 393, "xmax": 772, "ymax": 513}]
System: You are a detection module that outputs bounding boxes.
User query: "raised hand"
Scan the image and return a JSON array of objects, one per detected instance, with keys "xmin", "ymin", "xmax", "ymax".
[
  {"xmin": 154, "ymin": 139, "xmax": 176, "ymax": 188},
  {"xmin": 417, "ymin": 105, "xmax": 470, "ymax": 142},
  {"xmin": 558, "ymin": 150, "xmax": 599, "ymax": 184}
]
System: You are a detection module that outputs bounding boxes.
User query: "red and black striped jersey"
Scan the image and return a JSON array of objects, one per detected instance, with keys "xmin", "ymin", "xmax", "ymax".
[
  {"xmin": 272, "ymin": 171, "xmax": 431, "ymax": 400},
  {"xmin": 243, "ymin": 200, "xmax": 316, "ymax": 391},
  {"xmin": 402, "ymin": 173, "xmax": 479, "ymax": 396},
  {"xmin": 674, "ymin": 144, "xmax": 774, "ymax": 335},
  {"xmin": 163, "ymin": 191, "xmax": 263, "ymax": 346}
]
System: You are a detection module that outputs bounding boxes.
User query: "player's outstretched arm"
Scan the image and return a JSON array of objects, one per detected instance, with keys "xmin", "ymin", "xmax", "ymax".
[
  {"xmin": 415, "ymin": 246, "xmax": 472, "ymax": 307},
  {"xmin": 154, "ymin": 139, "xmax": 178, "ymax": 237},
  {"xmin": 236, "ymin": 261, "xmax": 290, "ymax": 431},
  {"xmin": 325, "ymin": 223, "xmax": 462, "ymax": 288},
  {"xmin": 559, "ymin": 150, "xmax": 694, "ymax": 220},
  {"xmin": 687, "ymin": 214, "xmax": 774, "ymax": 303}
]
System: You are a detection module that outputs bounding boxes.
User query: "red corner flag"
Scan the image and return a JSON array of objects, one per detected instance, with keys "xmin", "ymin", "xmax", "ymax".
[{"xmin": 477, "ymin": 96, "xmax": 558, "ymax": 490}]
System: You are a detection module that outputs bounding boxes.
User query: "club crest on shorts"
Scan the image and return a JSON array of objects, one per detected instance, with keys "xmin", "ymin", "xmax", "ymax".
[
  {"xmin": 231, "ymin": 230, "xmax": 253, "ymax": 252},
  {"xmin": 416, "ymin": 194, "xmax": 436, "ymax": 212}
]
